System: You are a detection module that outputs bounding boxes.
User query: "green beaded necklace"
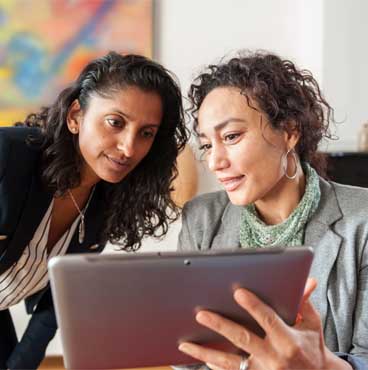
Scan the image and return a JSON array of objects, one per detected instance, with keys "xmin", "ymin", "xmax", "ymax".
[{"xmin": 239, "ymin": 163, "xmax": 320, "ymax": 248}]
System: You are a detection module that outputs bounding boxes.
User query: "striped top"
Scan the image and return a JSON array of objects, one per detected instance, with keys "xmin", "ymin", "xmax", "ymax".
[{"xmin": 0, "ymin": 199, "xmax": 80, "ymax": 310}]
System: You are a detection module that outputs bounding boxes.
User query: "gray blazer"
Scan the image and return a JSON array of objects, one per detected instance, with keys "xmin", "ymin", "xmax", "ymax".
[{"xmin": 178, "ymin": 178, "xmax": 368, "ymax": 368}]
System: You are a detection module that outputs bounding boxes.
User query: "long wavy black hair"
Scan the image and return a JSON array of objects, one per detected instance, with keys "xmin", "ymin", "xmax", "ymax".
[
  {"xmin": 188, "ymin": 50, "xmax": 334, "ymax": 176},
  {"xmin": 21, "ymin": 52, "xmax": 188, "ymax": 250}
]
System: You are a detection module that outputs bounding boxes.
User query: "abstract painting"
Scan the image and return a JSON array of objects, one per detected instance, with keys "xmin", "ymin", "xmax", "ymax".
[{"xmin": 0, "ymin": 0, "xmax": 153, "ymax": 125}]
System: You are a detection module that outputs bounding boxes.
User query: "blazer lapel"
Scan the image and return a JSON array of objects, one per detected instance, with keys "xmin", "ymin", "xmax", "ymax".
[
  {"xmin": 305, "ymin": 178, "xmax": 343, "ymax": 329},
  {"xmin": 1, "ymin": 172, "xmax": 52, "ymax": 270},
  {"xmin": 210, "ymin": 202, "xmax": 242, "ymax": 250}
]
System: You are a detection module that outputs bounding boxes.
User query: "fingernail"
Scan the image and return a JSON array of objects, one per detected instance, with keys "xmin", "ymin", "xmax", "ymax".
[
  {"xmin": 234, "ymin": 288, "xmax": 245, "ymax": 298},
  {"xmin": 196, "ymin": 311, "xmax": 213, "ymax": 326},
  {"xmin": 196, "ymin": 311, "xmax": 205, "ymax": 322},
  {"xmin": 178, "ymin": 343, "xmax": 189, "ymax": 352}
]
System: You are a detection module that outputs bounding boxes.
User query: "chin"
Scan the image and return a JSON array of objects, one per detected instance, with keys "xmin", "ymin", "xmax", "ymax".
[
  {"xmin": 226, "ymin": 189, "xmax": 257, "ymax": 207},
  {"xmin": 226, "ymin": 192, "xmax": 252, "ymax": 206},
  {"xmin": 101, "ymin": 172, "xmax": 127, "ymax": 184}
]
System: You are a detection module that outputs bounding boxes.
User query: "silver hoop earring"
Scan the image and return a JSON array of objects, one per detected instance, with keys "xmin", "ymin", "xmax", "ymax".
[{"xmin": 284, "ymin": 149, "xmax": 298, "ymax": 180}]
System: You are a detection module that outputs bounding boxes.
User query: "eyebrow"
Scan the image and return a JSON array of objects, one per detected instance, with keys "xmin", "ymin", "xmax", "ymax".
[
  {"xmin": 111, "ymin": 109, "xmax": 160, "ymax": 128},
  {"xmin": 198, "ymin": 118, "xmax": 247, "ymax": 138}
]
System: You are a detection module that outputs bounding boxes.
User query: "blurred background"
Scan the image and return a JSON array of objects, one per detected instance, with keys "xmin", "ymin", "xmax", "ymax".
[{"xmin": 1, "ymin": 0, "xmax": 367, "ymax": 358}]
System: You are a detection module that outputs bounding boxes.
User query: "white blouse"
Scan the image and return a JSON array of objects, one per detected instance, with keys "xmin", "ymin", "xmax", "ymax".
[{"xmin": 0, "ymin": 199, "xmax": 80, "ymax": 310}]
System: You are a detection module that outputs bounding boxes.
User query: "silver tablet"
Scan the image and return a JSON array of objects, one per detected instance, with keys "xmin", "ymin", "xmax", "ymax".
[{"xmin": 49, "ymin": 247, "xmax": 313, "ymax": 369}]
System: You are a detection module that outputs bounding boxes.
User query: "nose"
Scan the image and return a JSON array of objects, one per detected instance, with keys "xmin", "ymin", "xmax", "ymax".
[
  {"xmin": 116, "ymin": 132, "xmax": 135, "ymax": 158},
  {"xmin": 207, "ymin": 144, "xmax": 230, "ymax": 172}
]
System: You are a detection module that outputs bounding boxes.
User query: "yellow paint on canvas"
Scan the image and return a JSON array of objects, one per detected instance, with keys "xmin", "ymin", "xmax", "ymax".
[
  {"xmin": 0, "ymin": 109, "xmax": 28, "ymax": 126},
  {"xmin": 0, "ymin": 67, "xmax": 12, "ymax": 78}
]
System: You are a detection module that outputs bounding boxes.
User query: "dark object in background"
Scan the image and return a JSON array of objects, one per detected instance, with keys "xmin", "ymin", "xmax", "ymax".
[{"xmin": 325, "ymin": 152, "xmax": 368, "ymax": 188}]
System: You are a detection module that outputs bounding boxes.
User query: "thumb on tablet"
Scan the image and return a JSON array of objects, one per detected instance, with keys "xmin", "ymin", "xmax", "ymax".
[
  {"xmin": 303, "ymin": 277, "xmax": 317, "ymax": 302},
  {"xmin": 295, "ymin": 278, "xmax": 317, "ymax": 324}
]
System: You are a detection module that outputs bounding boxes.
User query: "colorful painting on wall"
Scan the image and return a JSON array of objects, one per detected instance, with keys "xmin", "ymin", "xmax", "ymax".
[{"xmin": 0, "ymin": 0, "xmax": 153, "ymax": 125}]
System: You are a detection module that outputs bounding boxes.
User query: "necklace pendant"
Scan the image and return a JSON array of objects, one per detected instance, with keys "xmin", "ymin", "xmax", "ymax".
[
  {"xmin": 78, "ymin": 217, "xmax": 85, "ymax": 244},
  {"xmin": 69, "ymin": 186, "xmax": 95, "ymax": 245}
]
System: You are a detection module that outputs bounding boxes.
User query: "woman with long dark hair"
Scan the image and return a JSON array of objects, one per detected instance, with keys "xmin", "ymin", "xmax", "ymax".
[{"xmin": 0, "ymin": 51, "xmax": 187, "ymax": 369}]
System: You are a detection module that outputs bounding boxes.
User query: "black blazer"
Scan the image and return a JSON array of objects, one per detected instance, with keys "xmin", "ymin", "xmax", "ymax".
[{"xmin": 0, "ymin": 126, "xmax": 107, "ymax": 368}]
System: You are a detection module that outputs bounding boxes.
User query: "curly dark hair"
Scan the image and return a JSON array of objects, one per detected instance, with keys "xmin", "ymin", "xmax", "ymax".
[
  {"xmin": 188, "ymin": 50, "xmax": 334, "ymax": 176},
  {"xmin": 19, "ymin": 52, "xmax": 188, "ymax": 250}
]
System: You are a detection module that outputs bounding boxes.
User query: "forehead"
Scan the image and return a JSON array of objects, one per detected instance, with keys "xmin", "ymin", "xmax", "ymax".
[
  {"xmin": 86, "ymin": 86, "xmax": 163, "ymax": 120},
  {"xmin": 198, "ymin": 87, "xmax": 260, "ymax": 127},
  {"xmin": 90, "ymin": 86, "xmax": 161, "ymax": 105}
]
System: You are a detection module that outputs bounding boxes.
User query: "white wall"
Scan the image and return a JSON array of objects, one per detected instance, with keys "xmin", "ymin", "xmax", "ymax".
[
  {"xmin": 12, "ymin": 0, "xmax": 330, "ymax": 356},
  {"xmin": 157, "ymin": 0, "xmax": 324, "ymax": 93},
  {"xmin": 322, "ymin": 0, "xmax": 368, "ymax": 151}
]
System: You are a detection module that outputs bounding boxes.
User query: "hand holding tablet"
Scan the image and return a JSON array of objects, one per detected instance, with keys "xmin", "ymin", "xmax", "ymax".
[{"xmin": 178, "ymin": 278, "xmax": 326, "ymax": 370}]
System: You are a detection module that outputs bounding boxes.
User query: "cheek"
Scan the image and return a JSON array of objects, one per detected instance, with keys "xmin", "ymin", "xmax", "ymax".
[
  {"xmin": 139, "ymin": 138, "xmax": 157, "ymax": 157},
  {"xmin": 78, "ymin": 130, "xmax": 105, "ymax": 161},
  {"xmin": 236, "ymin": 141, "xmax": 284, "ymax": 180},
  {"xmin": 232, "ymin": 140, "xmax": 267, "ymax": 170}
]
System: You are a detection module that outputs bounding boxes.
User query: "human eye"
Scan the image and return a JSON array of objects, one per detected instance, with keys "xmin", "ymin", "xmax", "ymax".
[
  {"xmin": 198, "ymin": 143, "xmax": 212, "ymax": 152},
  {"xmin": 223, "ymin": 132, "xmax": 241, "ymax": 144},
  {"xmin": 105, "ymin": 117, "xmax": 123, "ymax": 128},
  {"xmin": 141, "ymin": 128, "xmax": 157, "ymax": 139}
]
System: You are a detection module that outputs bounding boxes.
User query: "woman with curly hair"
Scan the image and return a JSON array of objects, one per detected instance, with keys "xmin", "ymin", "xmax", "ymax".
[
  {"xmin": 177, "ymin": 51, "xmax": 368, "ymax": 369},
  {"xmin": 0, "ymin": 51, "xmax": 187, "ymax": 369}
]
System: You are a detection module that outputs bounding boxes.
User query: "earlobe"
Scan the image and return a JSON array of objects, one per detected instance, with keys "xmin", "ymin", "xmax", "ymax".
[{"xmin": 67, "ymin": 99, "xmax": 82, "ymax": 134}]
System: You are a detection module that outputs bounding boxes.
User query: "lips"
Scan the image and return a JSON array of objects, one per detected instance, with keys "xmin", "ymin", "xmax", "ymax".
[
  {"xmin": 105, "ymin": 154, "xmax": 130, "ymax": 171},
  {"xmin": 218, "ymin": 175, "xmax": 245, "ymax": 192}
]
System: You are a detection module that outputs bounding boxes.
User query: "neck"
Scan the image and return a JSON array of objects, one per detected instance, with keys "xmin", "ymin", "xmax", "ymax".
[
  {"xmin": 79, "ymin": 161, "xmax": 101, "ymax": 189},
  {"xmin": 254, "ymin": 165, "xmax": 306, "ymax": 225},
  {"xmin": 79, "ymin": 177, "xmax": 100, "ymax": 189},
  {"xmin": 69, "ymin": 183, "xmax": 95, "ymax": 198}
]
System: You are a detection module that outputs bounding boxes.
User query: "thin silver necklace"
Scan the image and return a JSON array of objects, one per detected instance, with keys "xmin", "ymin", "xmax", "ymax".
[{"xmin": 68, "ymin": 186, "xmax": 96, "ymax": 244}]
